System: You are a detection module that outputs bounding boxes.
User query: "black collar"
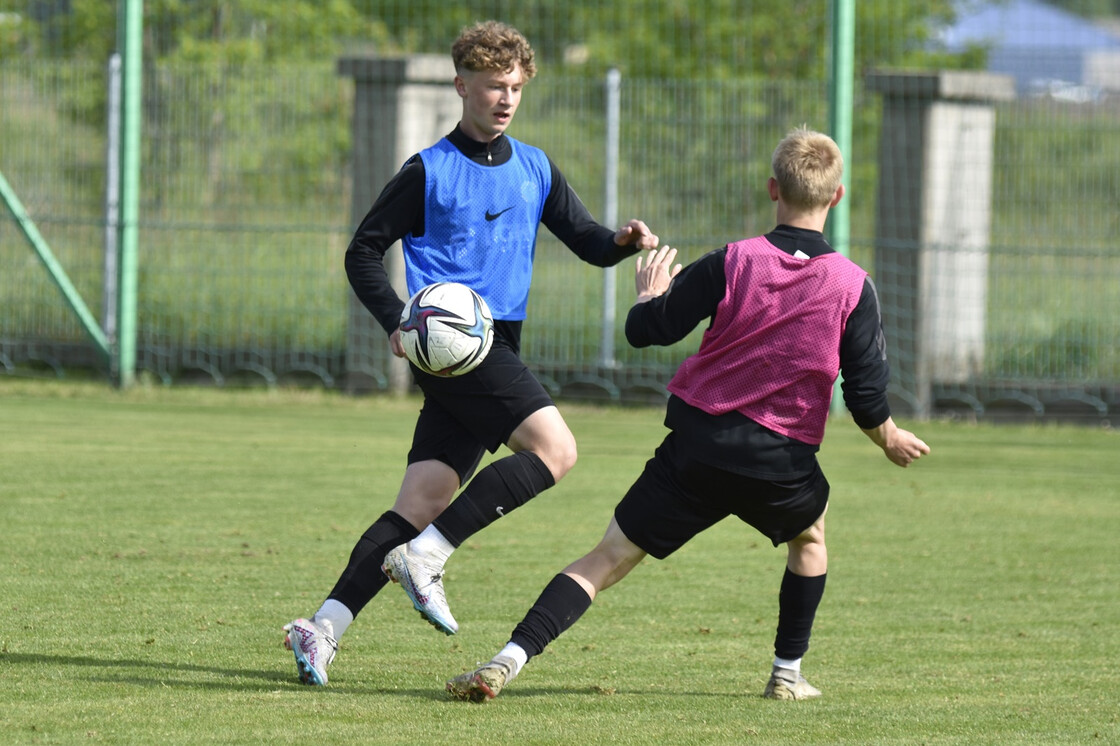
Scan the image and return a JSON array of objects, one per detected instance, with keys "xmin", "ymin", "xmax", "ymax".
[
  {"xmin": 765, "ymin": 224, "xmax": 834, "ymax": 258},
  {"xmin": 448, "ymin": 125, "xmax": 512, "ymax": 166}
]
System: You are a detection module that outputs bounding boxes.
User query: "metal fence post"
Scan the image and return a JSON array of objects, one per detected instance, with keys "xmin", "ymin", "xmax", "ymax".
[
  {"xmin": 115, "ymin": 0, "xmax": 143, "ymax": 388},
  {"xmin": 103, "ymin": 53, "xmax": 121, "ymax": 369},
  {"xmin": 599, "ymin": 67, "xmax": 622, "ymax": 370},
  {"xmin": 829, "ymin": 0, "xmax": 854, "ymax": 415}
]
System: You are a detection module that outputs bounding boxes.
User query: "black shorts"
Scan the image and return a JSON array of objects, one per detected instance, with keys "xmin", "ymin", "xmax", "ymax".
[
  {"xmin": 614, "ymin": 432, "xmax": 829, "ymax": 558},
  {"xmin": 408, "ymin": 342, "xmax": 554, "ymax": 484}
]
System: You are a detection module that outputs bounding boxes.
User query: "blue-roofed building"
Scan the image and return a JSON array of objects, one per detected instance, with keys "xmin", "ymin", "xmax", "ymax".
[{"xmin": 938, "ymin": 0, "xmax": 1120, "ymax": 99}]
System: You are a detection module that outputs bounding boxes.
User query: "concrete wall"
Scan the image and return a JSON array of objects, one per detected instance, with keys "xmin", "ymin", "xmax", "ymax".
[
  {"xmin": 866, "ymin": 71, "xmax": 1015, "ymax": 416},
  {"xmin": 337, "ymin": 56, "xmax": 459, "ymax": 393}
]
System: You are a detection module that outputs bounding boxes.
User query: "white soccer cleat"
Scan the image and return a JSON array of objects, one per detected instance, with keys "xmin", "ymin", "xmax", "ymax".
[
  {"xmin": 763, "ymin": 665, "xmax": 822, "ymax": 700},
  {"xmin": 446, "ymin": 656, "xmax": 516, "ymax": 702},
  {"xmin": 283, "ymin": 617, "xmax": 337, "ymax": 686},
  {"xmin": 382, "ymin": 544, "xmax": 459, "ymax": 635}
]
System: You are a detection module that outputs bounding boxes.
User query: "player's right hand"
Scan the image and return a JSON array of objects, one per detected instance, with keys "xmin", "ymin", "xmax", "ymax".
[{"xmin": 389, "ymin": 328, "xmax": 407, "ymax": 358}]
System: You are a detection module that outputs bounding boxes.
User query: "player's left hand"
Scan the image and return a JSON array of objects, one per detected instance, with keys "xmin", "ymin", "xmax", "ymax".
[
  {"xmin": 634, "ymin": 245, "xmax": 682, "ymax": 302},
  {"xmin": 614, "ymin": 219, "xmax": 659, "ymax": 250}
]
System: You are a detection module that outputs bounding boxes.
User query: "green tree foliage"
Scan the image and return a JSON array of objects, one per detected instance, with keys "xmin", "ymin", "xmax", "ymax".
[
  {"xmin": 1046, "ymin": 0, "xmax": 1120, "ymax": 16},
  {"xmin": 2, "ymin": 1, "xmax": 397, "ymax": 213},
  {"xmin": 358, "ymin": 0, "xmax": 971, "ymax": 80},
  {"xmin": 2, "ymin": 0, "xmax": 390, "ymax": 63},
  {"xmin": 0, "ymin": 1, "xmax": 39, "ymax": 57},
  {"xmin": 5, "ymin": 1, "xmax": 975, "ymax": 78},
  {"xmin": 140, "ymin": 0, "xmax": 392, "ymax": 64},
  {"xmin": 2, "ymin": 1, "xmax": 984, "ymax": 236},
  {"xmin": 575, "ymin": 0, "xmax": 972, "ymax": 80}
]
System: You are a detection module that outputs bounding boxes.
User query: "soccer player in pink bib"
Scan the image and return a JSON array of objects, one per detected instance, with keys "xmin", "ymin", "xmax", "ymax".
[{"xmin": 447, "ymin": 126, "xmax": 930, "ymax": 702}]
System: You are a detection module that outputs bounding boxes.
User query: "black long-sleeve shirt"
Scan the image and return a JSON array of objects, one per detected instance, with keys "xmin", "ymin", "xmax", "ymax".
[
  {"xmin": 625, "ymin": 225, "xmax": 892, "ymax": 478},
  {"xmin": 345, "ymin": 125, "xmax": 638, "ymax": 353}
]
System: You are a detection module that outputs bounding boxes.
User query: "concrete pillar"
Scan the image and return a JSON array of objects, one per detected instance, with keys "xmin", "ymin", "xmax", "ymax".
[
  {"xmin": 337, "ymin": 56, "xmax": 460, "ymax": 393},
  {"xmin": 865, "ymin": 71, "xmax": 1015, "ymax": 417}
]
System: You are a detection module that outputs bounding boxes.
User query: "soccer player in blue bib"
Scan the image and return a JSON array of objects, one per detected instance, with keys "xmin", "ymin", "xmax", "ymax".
[{"xmin": 283, "ymin": 20, "xmax": 659, "ymax": 686}]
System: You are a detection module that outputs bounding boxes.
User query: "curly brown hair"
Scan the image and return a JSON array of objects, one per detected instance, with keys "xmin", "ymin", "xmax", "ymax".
[{"xmin": 452, "ymin": 20, "xmax": 537, "ymax": 80}]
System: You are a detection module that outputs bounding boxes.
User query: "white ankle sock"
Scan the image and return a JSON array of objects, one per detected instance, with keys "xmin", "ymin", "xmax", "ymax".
[
  {"xmin": 313, "ymin": 599, "xmax": 353, "ymax": 639},
  {"xmin": 497, "ymin": 642, "xmax": 528, "ymax": 681},
  {"xmin": 411, "ymin": 525, "xmax": 455, "ymax": 565},
  {"xmin": 774, "ymin": 656, "xmax": 801, "ymax": 673}
]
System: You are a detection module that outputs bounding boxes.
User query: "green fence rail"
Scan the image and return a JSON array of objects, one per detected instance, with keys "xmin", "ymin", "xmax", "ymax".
[{"xmin": 3, "ymin": 1, "xmax": 1119, "ymax": 423}]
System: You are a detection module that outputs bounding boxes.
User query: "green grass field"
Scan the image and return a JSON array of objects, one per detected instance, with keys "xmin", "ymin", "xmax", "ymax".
[{"xmin": 1, "ymin": 379, "xmax": 1116, "ymax": 744}]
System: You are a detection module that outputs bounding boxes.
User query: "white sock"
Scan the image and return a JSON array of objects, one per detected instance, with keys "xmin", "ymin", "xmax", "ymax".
[
  {"xmin": 410, "ymin": 525, "xmax": 455, "ymax": 565},
  {"xmin": 774, "ymin": 656, "xmax": 801, "ymax": 673},
  {"xmin": 496, "ymin": 642, "xmax": 528, "ymax": 682},
  {"xmin": 313, "ymin": 599, "xmax": 354, "ymax": 639}
]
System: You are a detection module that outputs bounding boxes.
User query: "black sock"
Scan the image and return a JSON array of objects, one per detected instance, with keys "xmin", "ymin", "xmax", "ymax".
[
  {"xmin": 510, "ymin": 573, "xmax": 593, "ymax": 660},
  {"xmin": 326, "ymin": 511, "xmax": 419, "ymax": 616},
  {"xmin": 774, "ymin": 568, "xmax": 827, "ymax": 660},
  {"xmin": 432, "ymin": 451, "xmax": 554, "ymax": 547}
]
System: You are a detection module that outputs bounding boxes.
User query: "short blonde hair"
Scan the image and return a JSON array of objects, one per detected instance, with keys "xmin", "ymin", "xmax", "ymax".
[
  {"xmin": 452, "ymin": 21, "xmax": 537, "ymax": 80},
  {"xmin": 770, "ymin": 126, "xmax": 843, "ymax": 210}
]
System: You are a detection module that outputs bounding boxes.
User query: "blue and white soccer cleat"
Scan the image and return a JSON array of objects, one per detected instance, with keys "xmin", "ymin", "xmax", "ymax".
[
  {"xmin": 283, "ymin": 617, "xmax": 337, "ymax": 686},
  {"xmin": 381, "ymin": 544, "xmax": 459, "ymax": 635}
]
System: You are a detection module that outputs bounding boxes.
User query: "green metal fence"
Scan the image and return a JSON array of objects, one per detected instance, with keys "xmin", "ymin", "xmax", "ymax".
[{"xmin": 3, "ymin": 1, "xmax": 1119, "ymax": 422}]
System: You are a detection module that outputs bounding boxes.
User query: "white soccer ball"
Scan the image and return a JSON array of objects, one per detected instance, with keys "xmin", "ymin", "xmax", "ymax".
[{"xmin": 398, "ymin": 282, "xmax": 494, "ymax": 377}]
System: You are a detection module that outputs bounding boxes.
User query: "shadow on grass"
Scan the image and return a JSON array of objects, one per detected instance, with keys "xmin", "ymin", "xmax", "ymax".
[
  {"xmin": 3, "ymin": 653, "xmax": 769, "ymax": 701},
  {"xmin": 0, "ymin": 652, "xmax": 442, "ymax": 699}
]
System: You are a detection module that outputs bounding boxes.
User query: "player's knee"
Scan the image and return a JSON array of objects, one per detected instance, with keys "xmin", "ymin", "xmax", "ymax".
[
  {"xmin": 509, "ymin": 406, "xmax": 578, "ymax": 481},
  {"xmin": 391, "ymin": 494, "xmax": 449, "ymax": 529},
  {"xmin": 393, "ymin": 463, "xmax": 459, "ymax": 527},
  {"xmin": 786, "ymin": 531, "xmax": 827, "ymax": 576},
  {"xmin": 547, "ymin": 433, "xmax": 578, "ymax": 481}
]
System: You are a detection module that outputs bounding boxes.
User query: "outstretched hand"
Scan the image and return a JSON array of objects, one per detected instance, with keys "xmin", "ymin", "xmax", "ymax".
[
  {"xmin": 614, "ymin": 219, "xmax": 660, "ymax": 250},
  {"xmin": 634, "ymin": 246, "xmax": 683, "ymax": 303}
]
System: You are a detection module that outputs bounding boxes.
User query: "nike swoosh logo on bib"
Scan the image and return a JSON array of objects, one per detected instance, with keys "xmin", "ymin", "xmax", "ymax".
[{"xmin": 485, "ymin": 207, "xmax": 514, "ymax": 221}]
